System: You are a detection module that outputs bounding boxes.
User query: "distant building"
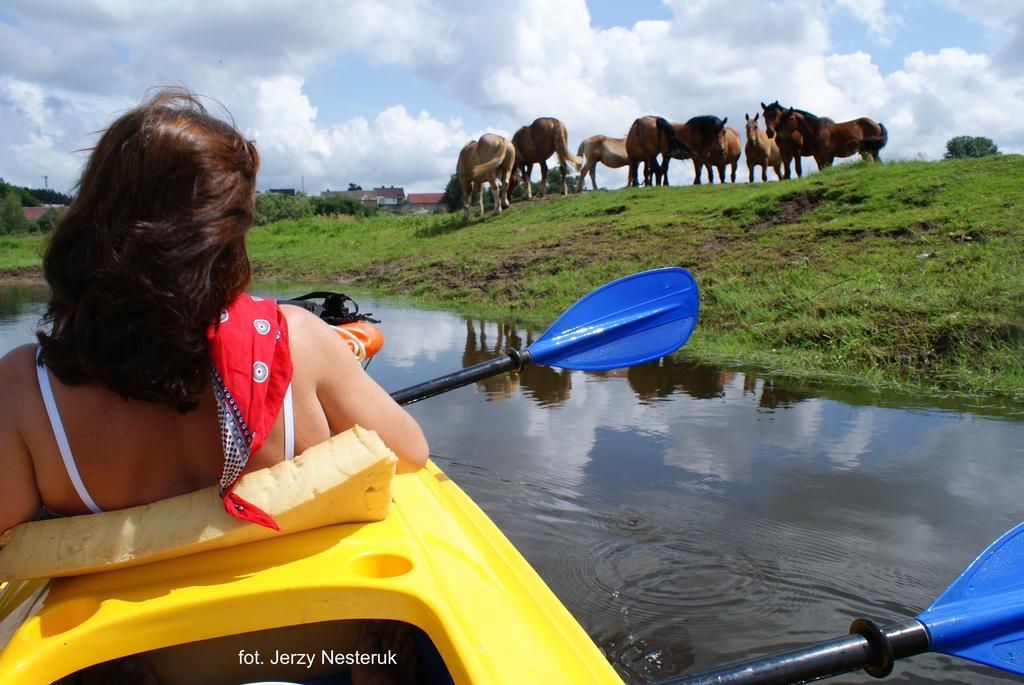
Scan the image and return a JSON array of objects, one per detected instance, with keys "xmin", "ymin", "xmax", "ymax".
[
  {"xmin": 372, "ymin": 186, "xmax": 406, "ymax": 210},
  {"xmin": 268, "ymin": 188, "xmax": 296, "ymax": 196},
  {"xmin": 405, "ymin": 193, "xmax": 445, "ymax": 214},
  {"xmin": 22, "ymin": 207, "xmax": 47, "ymax": 221},
  {"xmin": 322, "ymin": 186, "xmax": 409, "ymax": 211}
]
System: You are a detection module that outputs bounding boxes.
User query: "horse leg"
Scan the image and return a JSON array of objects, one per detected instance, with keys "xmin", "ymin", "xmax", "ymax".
[
  {"xmin": 491, "ymin": 175, "xmax": 502, "ymax": 215},
  {"xmin": 560, "ymin": 159, "xmax": 569, "ymax": 196},
  {"xmin": 461, "ymin": 175, "xmax": 472, "ymax": 220},
  {"xmin": 773, "ymin": 163, "xmax": 783, "ymax": 181},
  {"xmin": 660, "ymin": 156, "xmax": 671, "ymax": 186},
  {"xmin": 500, "ymin": 168, "xmax": 512, "ymax": 209},
  {"xmin": 747, "ymin": 162, "xmax": 754, "ymax": 183},
  {"xmin": 476, "ymin": 182, "xmax": 485, "ymax": 217},
  {"xmin": 539, "ymin": 160, "xmax": 549, "ymax": 198},
  {"xmin": 576, "ymin": 160, "xmax": 589, "ymax": 192},
  {"xmin": 628, "ymin": 159, "xmax": 638, "ymax": 187},
  {"xmin": 794, "ymin": 156, "xmax": 803, "ymax": 178},
  {"xmin": 522, "ymin": 164, "xmax": 532, "ymax": 200},
  {"xmin": 730, "ymin": 161, "xmax": 737, "ymax": 183},
  {"xmin": 590, "ymin": 164, "xmax": 597, "ymax": 190},
  {"xmin": 692, "ymin": 159, "xmax": 702, "ymax": 185}
]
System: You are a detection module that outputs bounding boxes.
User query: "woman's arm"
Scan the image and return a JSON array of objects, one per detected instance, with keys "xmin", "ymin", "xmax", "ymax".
[
  {"xmin": 283, "ymin": 306, "xmax": 428, "ymax": 473},
  {"xmin": 0, "ymin": 346, "xmax": 44, "ymax": 532}
]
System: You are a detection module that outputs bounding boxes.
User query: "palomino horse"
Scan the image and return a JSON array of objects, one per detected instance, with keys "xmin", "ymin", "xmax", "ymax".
[
  {"xmin": 743, "ymin": 112, "xmax": 783, "ymax": 182},
  {"xmin": 774, "ymin": 107, "xmax": 888, "ymax": 168},
  {"xmin": 456, "ymin": 133, "xmax": 516, "ymax": 220},
  {"xmin": 704, "ymin": 126, "xmax": 741, "ymax": 183},
  {"xmin": 761, "ymin": 101, "xmax": 809, "ymax": 179},
  {"xmin": 660, "ymin": 115, "xmax": 729, "ymax": 185},
  {"xmin": 625, "ymin": 116, "xmax": 692, "ymax": 187},
  {"xmin": 575, "ymin": 135, "xmax": 629, "ymax": 192},
  {"xmin": 510, "ymin": 117, "xmax": 582, "ymax": 198}
]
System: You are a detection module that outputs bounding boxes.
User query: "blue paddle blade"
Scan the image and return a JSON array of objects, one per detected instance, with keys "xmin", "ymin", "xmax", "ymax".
[
  {"xmin": 917, "ymin": 521, "xmax": 1024, "ymax": 676},
  {"xmin": 526, "ymin": 267, "xmax": 699, "ymax": 371}
]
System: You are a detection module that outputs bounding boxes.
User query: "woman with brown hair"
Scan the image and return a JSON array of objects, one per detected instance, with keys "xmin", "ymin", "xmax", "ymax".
[{"xmin": 0, "ymin": 88, "xmax": 428, "ymax": 534}]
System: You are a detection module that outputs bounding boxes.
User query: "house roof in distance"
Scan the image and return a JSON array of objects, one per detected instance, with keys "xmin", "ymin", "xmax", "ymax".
[
  {"xmin": 373, "ymin": 186, "xmax": 405, "ymax": 199},
  {"xmin": 408, "ymin": 193, "xmax": 444, "ymax": 204}
]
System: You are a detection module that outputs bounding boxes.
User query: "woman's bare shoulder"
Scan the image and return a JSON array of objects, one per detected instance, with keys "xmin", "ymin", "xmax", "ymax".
[
  {"xmin": 0, "ymin": 343, "xmax": 39, "ymax": 396},
  {"xmin": 0, "ymin": 344, "xmax": 43, "ymax": 529}
]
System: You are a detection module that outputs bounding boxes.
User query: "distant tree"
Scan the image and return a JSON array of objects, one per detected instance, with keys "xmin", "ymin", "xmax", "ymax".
[
  {"xmin": 0, "ymin": 178, "xmax": 40, "ymax": 207},
  {"xmin": 1, "ymin": 190, "xmax": 28, "ymax": 234},
  {"xmin": 944, "ymin": 136, "xmax": 1000, "ymax": 159},
  {"xmin": 28, "ymin": 187, "xmax": 72, "ymax": 205},
  {"xmin": 347, "ymin": 182, "xmax": 363, "ymax": 191},
  {"xmin": 544, "ymin": 168, "xmax": 578, "ymax": 195},
  {"xmin": 441, "ymin": 174, "xmax": 462, "ymax": 212}
]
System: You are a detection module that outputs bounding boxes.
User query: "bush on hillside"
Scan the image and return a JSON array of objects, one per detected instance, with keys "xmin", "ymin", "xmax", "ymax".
[
  {"xmin": 944, "ymin": 136, "xmax": 1000, "ymax": 159},
  {"xmin": 254, "ymin": 192, "xmax": 313, "ymax": 225},
  {"xmin": 32, "ymin": 206, "xmax": 65, "ymax": 232},
  {"xmin": 312, "ymin": 194, "xmax": 376, "ymax": 217}
]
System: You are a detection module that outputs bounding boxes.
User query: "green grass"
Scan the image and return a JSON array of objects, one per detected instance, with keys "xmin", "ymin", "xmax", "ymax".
[
  {"xmin": 0, "ymin": 233, "xmax": 46, "ymax": 271},
  {"xmin": 4, "ymin": 157, "xmax": 1023, "ymax": 402}
]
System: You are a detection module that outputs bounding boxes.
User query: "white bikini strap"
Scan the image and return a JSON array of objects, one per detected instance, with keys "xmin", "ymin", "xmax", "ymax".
[
  {"xmin": 35, "ymin": 347, "xmax": 102, "ymax": 514},
  {"xmin": 283, "ymin": 382, "xmax": 295, "ymax": 461}
]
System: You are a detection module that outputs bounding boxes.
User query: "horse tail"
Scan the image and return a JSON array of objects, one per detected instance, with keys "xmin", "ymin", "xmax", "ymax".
[
  {"xmin": 656, "ymin": 116, "xmax": 692, "ymax": 159},
  {"xmin": 577, "ymin": 140, "xmax": 586, "ymax": 160},
  {"xmin": 861, "ymin": 123, "xmax": 888, "ymax": 153},
  {"xmin": 470, "ymin": 152, "xmax": 506, "ymax": 179},
  {"xmin": 555, "ymin": 125, "xmax": 583, "ymax": 170}
]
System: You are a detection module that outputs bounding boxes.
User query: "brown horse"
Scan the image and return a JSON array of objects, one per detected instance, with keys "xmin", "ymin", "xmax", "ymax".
[
  {"xmin": 743, "ymin": 112, "xmax": 782, "ymax": 183},
  {"xmin": 625, "ymin": 116, "xmax": 692, "ymax": 187},
  {"xmin": 510, "ymin": 117, "xmax": 582, "ymax": 198},
  {"xmin": 575, "ymin": 135, "xmax": 629, "ymax": 192},
  {"xmin": 456, "ymin": 133, "xmax": 516, "ymax": 220},
  {"xmin": 774, "ymin": 107, "xmax": 888, "ymax": 168},
  {"xmin": 704, "ymin": 126, "xmax": 741, "ymax": 183},
  {"xmin": 659, "ymin": 115, "xmax": 729, "ymax": 185},
  {"xmin": 761, "ymin": 100, "xmax": 809, "ymax": 179}
]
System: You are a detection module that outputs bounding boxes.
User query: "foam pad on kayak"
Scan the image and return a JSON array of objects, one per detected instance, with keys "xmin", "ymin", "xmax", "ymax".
[{"xmin": 0, "ymin": 426, "xmax": 397, "ymax": 581}]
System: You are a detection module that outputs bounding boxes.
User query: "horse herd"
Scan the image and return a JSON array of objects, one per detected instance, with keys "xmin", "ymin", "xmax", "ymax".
[{"xmin": 455, "ymin": 100, "xmax": 888, "ymax": 219}]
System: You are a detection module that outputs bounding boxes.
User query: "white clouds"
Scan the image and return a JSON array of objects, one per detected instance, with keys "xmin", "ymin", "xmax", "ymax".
[
  {"xmin": 0, "ymin": 1, "xmax": 1022, "ymax": 195},
  {"xmin": 830, "ymin": 0, "xmax": 899, "ymax": 43}
]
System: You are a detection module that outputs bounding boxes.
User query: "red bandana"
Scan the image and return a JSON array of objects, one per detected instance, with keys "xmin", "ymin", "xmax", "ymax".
[{"xmin": 206, "ymin": 294, "xmax": 292, "ymax": 530}]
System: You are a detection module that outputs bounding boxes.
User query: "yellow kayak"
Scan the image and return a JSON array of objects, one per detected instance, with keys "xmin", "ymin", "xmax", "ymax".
[{"xmin": 0, "ymin": 461, "xmax": 623, "ymax": 684}]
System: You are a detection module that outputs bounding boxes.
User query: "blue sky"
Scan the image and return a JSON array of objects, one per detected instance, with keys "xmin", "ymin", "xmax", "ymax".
[{"xmin": 1, "ymin": 1, "xmax": 1022, "ymax": 194}]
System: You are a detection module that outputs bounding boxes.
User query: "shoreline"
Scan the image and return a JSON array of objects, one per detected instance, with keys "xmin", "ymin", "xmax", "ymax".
[{"xmin": 3, "ymin": 157, "xmax": 1022, "ymax": 405}]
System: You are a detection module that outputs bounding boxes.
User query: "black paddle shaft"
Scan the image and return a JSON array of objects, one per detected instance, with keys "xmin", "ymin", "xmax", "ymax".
[
  {"xmin": 390, "ymin": 350, "xmax": 531, "ymax": 406},
  {"xmin": 659, "ymin": 619, "xmax": 929, "ymax": 685}
]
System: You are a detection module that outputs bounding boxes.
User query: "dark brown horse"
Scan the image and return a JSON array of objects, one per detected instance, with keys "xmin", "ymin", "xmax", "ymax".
[
  {"xmin": 774, "ymin": 107, "xmax": 888, "ymax": 168},
  {"xmin": 761, "ymin": 100, "xmax": 809, "ymax": 179},
  {"xmin": 659, "ymin": 115, "xmax": 729, "ymax": 185},
  {"xmin": 625, "ymin": 116, "xmax": 692, "ymax": 187},
  {"xmin": 510, "ymin": 117, "xmax": 582, "ymax": 198}
]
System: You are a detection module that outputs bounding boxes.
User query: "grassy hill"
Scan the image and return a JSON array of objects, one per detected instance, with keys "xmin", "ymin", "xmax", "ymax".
[{"xmin": 3, "ymin": 157, "xmax": 1022, "ymax": 401}]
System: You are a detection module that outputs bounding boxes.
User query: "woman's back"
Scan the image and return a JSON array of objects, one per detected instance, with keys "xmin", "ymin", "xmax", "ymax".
[
  {"xmin": 0, "ymin": 88, "xmax": 427, "ymax": 534},
  {"xmin": 1, "ymin": 302, "xmax": 427, "ymax": 530}
]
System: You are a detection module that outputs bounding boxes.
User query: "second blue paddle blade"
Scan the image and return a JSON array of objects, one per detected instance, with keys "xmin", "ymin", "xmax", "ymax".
[
  {"xmin": 526, "ymin": 267, "xmax": 699, "ymax": 371},
  {"xmin": 918, "ymin": 521, "xmax": 1024, "ymax": 676}
]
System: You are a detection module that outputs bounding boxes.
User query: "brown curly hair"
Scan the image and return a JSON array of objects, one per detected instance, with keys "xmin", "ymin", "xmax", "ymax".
[{"xmin": 37, "ymin": 88, "xmax": 260, "ymax": 412}]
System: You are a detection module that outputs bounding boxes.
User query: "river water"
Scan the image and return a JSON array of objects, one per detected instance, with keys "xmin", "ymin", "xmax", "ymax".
[{"xmin": 2, "ymin": 284, "xmax": 1023, "ymax": 684}]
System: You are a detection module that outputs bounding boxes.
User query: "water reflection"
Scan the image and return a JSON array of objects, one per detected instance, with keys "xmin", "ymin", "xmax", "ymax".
[
  {"xmin": 3, "ymin": 285, "xmax": 1023, "ymax": 685},
  {"xmin": 459, "ymin": 319, "xmax": 813, "ymax": 411}
]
